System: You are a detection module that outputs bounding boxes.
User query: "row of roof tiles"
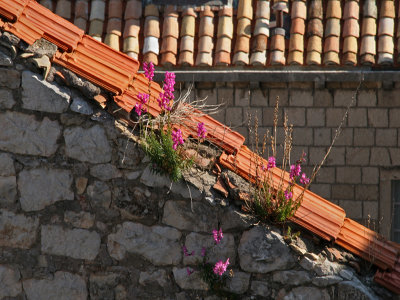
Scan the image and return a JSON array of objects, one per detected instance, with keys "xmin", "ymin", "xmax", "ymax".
[
  {"xmin": 41, "ymin": 0, "xmax": 400, "ymax": 67},
  {"xmin": 0, "ymin": 0, "xmax": 399, "ymax": 295}
]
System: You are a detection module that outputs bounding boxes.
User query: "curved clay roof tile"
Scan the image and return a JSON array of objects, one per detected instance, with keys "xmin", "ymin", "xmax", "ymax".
[
  {"xmin": 326, "ymin": 0, "xmax": 342, "ymax": 19},
  {"xmin": 108, "ymin": 0, "xmax": 122, "ymax": 19},
  {"xmin": 343, "ymin": 1, "xmax": 359, "ymax": 20},
  {"xmin": 255, "ymin": 0, "xmax": 270, "ymax": 20}
]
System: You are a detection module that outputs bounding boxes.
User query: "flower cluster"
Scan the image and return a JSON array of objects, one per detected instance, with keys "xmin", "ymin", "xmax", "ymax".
[
  {"xmin": 158, "ymin": 71, "xmax": 175, "ymax": 111},
  {"xmin": 213, "ymin": 258, "xmax": 230, "ymax": 276},
  {"xmin": 212, "ymin": 228, "xmax": 223, "ymax": 244},
  {"xmin": 134, "ymin": 92, "xmax": 149, "ymax": 116},
  {"xmin": 171, "ymin": 129, "xmax": 184, "ymax": 150},
  {"xmin": 267, "ymin": 156, "xmax": 276, "ymax": 170},
  {"xmin": 197, "ymin": 122, "xmax": 207, "ymax": 139},
  {"xmin": 289, "ymin": 161, "xmax": 309, "ymax": 186},
  {"xmin": 143, "ymin": 62, "xmax": 154, "ymax": 81}
]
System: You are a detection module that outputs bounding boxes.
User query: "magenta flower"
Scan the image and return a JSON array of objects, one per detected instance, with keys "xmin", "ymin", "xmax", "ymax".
[
  {"xmin": 289, "ymin": 164, "xmax": 301, "ymax": 180},
  {"xmin": 284, "ymin": 190, "xmax": 293, "ymax": 200},
  {"xmin": 143, "ymin": 62, "xmax": 154, "ymax": 81},
  {"xmin": 212, "ymin": 228, "xmax": 223, "ymax": 244},
  {"xmin": 213, "ymin": 258, "xmax": 230, "ymax": 276},
  {"xmin": 157, "ymin": 71, "xmax": 176, "ymax": 111},
  {"xmin": 300, "ymin": 173, "xmax": 310, "ymax": 185},
  {"xmin": 172, "ymin": 129, "xmax": 184, "ymax": 150},
  {"xmin": 267, "ymin": 156, "xmax": 276, "ymax": 170},
  {"xmin": 201, "ymin": 247, "xmax": 206, "ymax": 257},
  {"xmin": 134, "ymin": 92, "xmax": 149, "ymax": 116},
  {"xmin": 182, "ymin": 245, "xmax": 194, "ymax": 257},
  {"xmin": 197, "ymin": 122, "xmax": 207, "ymax": 139},
  {"xmin": 186, "ymin": 267, "xmax": 194, "ymax": 276},
  {"xmin": 260, "ymin": 164, "xmax": 267, "ymax": 172}
]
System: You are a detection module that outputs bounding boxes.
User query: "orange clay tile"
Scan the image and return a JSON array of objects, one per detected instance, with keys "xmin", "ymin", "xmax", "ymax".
[
  {"xmin": 362, "ymin": 17, "xmax": 377, "ymax": 36},
  {"xmin": 215, "ymin": 50, "xmax": 231, "ymax": 66},
  {"xmin": 216, "ymin": 36, "xmax": 232, "ymax": 53},
  {"xmin": 107, "ymin": 18, "xmax": 122, "ymax": 36},
  {"xmin": 144, "ymin": 4, "xmax": 158, "ymax": 17},
  {"xmin": 105, "ymin": 33, "xmax": 120, "ymax": 50},
  {"xmin": 237, "ymin": 0, "xmax": 253, "ymax": 20},
  {"xmin": 143, "ymin": 51, "xmax": 158, "ymax": 65},
  {"xmin": 108, "ymin": 0, "xmax": 122, "ymax": 19},
  {"xmin": 237, "ymin": 17, "xmax": 251, "ymax": 38},
  {"xmin": 125, "ymin": 0, "xmax": 142, "ymax": 20},
  {"xmin": 271, "ymin": 33, "xmax": 285, "ymax": 51},
  {"xmin": 88, "ymin": 19, "xmax": 103, "ymax": 38},
  {"xmin": 307, "ymin": 35, "xmax": 322, "ymax": 53},
  {"xmin": 255, "ymin": 0, "xmax": 270, "ymax": 19},
  {"xmin": 250, "ymin": 50, "xmax": 267, "ymax": 66},
  {"xmin": 144, "ymin": 16, "xmax": 160, "ymax": 38},
  {"xmin": 182, "ymin": 6, "xmax": 196, "ymax": 17},
  {"xmin": 336, "ymin": 218, "xmax": 399, "ymax": 270},
  {"xmin": 378, "ymin": 18, "xmax": 395, "ymax": 37},
  {"xmin": 324, "ymin": 51, "xmax": 340, "ymax": 66},
  {"xmin": 289, "ymin": 33, "xmax": 303, "ymax": 52},
  {"xmin": 1, "ymin": 13, "xmax": 44, "ymax": 45},
  {"xmin": 162, "ymin": 16, "xmax": 179, "ymax": 39},
  {"xmin": 0, "ymin": 0, "xmax": 29, "ymax": 22},
  {"xmin": 180, "ymin": 36, "xmax": 194, "ymax": 52},
  {"xmin": 378, "ymin": 35, "xmax": 394, "ymax": 54},
  {"xmin": 380, "ymin": 0, "xmax": 395, "ymax": 19},
  {"xmin": 122, "ymin": 36, "xmax": 138, "ymax": 53},
  {"xmin": 161, "ymin": 51, "xmax": 176, "ymax": 67},
  {"xmin": 161, "ymin": 36, "xmax": 177, "ymax": 54},
  {"xmin": 218, "ymin": 6, "xmax": 233, "ymax": 17},
  {"xmin": 308, "ymin": 0, "xmax": 323, "ymax": 19},
  {"xmin": 217, "ymin": 15, "xmax": 234, "ymax": 39},
  {"xmin": 53, "ymin": 34, "xmax": 139, "ymax": 94},
  {"xmin": 234, "ymin": 35, "xmax": 250, "ymax": 53},
  {"xmin": 200, "ymin": 6, "xmax": 213, "ymax": 18},
  {"xmin": 74, "ymin": 17, "xmax": 87, "ymax": 31},
  {"xmin": 364, "ymin": 0, "xmax": 378, "ymax": 18},
  {"xmin": 307, "ymin": 18, "xmax": 323, "ymax": 37},
  {"xmin": 198, "ymin": 36, "xmax": 214, "ymax": 53},
  {"xmin": 195, "ymin": 52, "xmax": 212, "ymax": 66},
  {"xmin": 178, "ymin": 50, "xmax": 194, "ymax": 66},
  {"xmin": 123, "ymin": 18, "xmax": 139, "ymax": 38},
  {"xmin": 291, "ymin": 1, "xmax": 307, "ymax": 20},
  {"xmin": 254, "ymin": 18, "xmax": 270, "ymax": 36},
  {"xmin": 199, "ymin": 16, "xmax": 214, "ymax": 37},
  {"xmin": 324, "ymin": 36, "xmax": 340, "ymax": 53},
  {"xmin": 55, "ymin": 0, "xmax": 71, "ymax": 20},
  {"xmin": 181, "ymin": 15, "xmax": 195, "ymax": 37},
  {"xmin": 288, "ymin": 50, "xmax": 303, "ymax": 65},
  {"xmin": 343, "ymin": 1, "xmax": 359, "ymax": 20},
  {"xmin": 360, "ymin": 35, "xmax": 376, "ymax": 55},
  {"xmin": 74, "ymin": 0, "xmax": 88, "ymax": 20},
  {"xmin": 306, "ymin": 50, "xmax": 321, "ymax": 65},
  {"xmin": 374, "ymin": 258, "xmax": 400, "ymax": 295},
  {"xmin": 343, "ymin": 36, "xmax": 358, "ymax": 54},
  {"xmin": 325, "ymin": 18, "xmax": 341, "ymax": 37},
  {"xmin": 233, "ymin": 51, "xmax": 249, "ymax": 65},
  {"xmin": 326, "ymin": 0, "xmax": 342, "ymax": 19},
  {"xmin": 343, "ymin": 52, "xmax": 357, "ymax": 66},
  {"xmin": 343, "ymin": 18, "xmax": 360, "ymax": 38},
  {"xmin": 290, "ymin": 18, "xmax": 305, "ymax": 35}
]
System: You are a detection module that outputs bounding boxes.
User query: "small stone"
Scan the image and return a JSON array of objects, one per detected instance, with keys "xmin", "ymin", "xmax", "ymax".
[
  {"xmin": 0, "ymin": 153, "xmax": 14, "ymax": 176},
  {"xmin": 22, "ymin": 71, "xmax": 70, "ymax": 113},
  {"xmin": 0, "ymin": 89, "xmax": 15, "ymax": 109},
  {"xmin": 0, "ymin": 51, "xmax": 12, "ymax": 66},
  {"xmin": 337, "ymin": 280, "xmax": 378, "ymax": 300},
  {"xmin": 304, "ymin": 252, "xmax": 319, "ymax": 261},
  {"xmin": 172, "ymin": 267, "xmax": 208, "ymax": 291},
  {"xmin": 87, "ymin": 181, "xmax": 112, "ymax": 209},
  {"xmin": 0, "ymin": 210, "xmax": 39, "ymax": 249},
  {"xmin": 70, "ymin": 97, "xmax": 94, "ymax": 115},
  {"xmin": 64, "ymin": 125, "xmax": 112, "ymax": 164},
  {"xmin": 107, "ymin": 222, "xmax": 182, "ymax": 265},
  {"xmin": 89, "ymin": 273, "xmax": 118, "ymax": 300},
  {"xmin": 312, "ymin": 275, "xmax": 343, "ymax": 287},
  {"xmin": 37, "ymin": 255, "xmax": 47, "ymax": 268},
  {"xmin": 90, "ymin": 164, "xmax": 122, "ymax": 181},
  {"xmin": 139, "ymin": 269, "xmax": 169, "ymax": 288},
  {"xmin": 299, "ymin": 257, "xmax": 316, "ymax": 271},
  {"xmin": 314, "ymin": 259, "xmax": 344, "ymax": 276},
  {"xmin": 0, "ymin": 69, "xmax": 20, "ymax": 89},
  {"xmin": 238, "ymin": 227, "xmax": 295, "ymax": 273},
  {"xmin": 125, "ymin": 170, "xmax": 142, "ymax": 180},
  {"xmin": 223, "ymin": 271, "xmax": 250, "ymax": 294},
  {"xmin": 162, "ymin": 200, "xmax": 217, "ymax": 233},
  {"xmin": 273, "ymin": 270, "xmax": 311, "ymax": 286},
  {"xmin": 41, "ymin": 225, "xmax": 101, "ymax": 260},
  {"xmin": 339, "ymin": 268, "xmax": 354, "ymax": 280},
  {"xmin": 250, "ymin": 281, "xmax": 270, "ymax": 297},
  {"xmin": 220, "ymin": 208, "xmax": 252, "ymax": 231},
  {"xmin": 18, "ymin": 168, "xmax": 74, "ymax": 211},
  {"xmin": 0, "ymin": 176, "xmax": 17, "ymax": 204},
  {"xmin": 75, "ymin": 177, "xmax": 88, "ymax": 195},
  {"xmin": 289, "ymin": 243, "xmax": 307, "ymax": 256},
  {"xmin": 64, "ymin": 211, "xmax": 95, "ymax": 229},
  {"xmin": 115, "ymin": 285, "xmax": 127, "ymax": 300},
  {"xmin": 23, "ymin": 271, "xmax": 87, "ymax": 300},
  {"xmin": 0, "ymin": 265, "xmax": 22, "ymax": 298},
  {"xmin": 282, "ymin": 286, "xmax": 330, "ymax": 300}
]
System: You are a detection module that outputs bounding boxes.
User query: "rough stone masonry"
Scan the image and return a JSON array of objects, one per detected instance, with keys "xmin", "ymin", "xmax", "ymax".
[{"xmin": 0, "ymin": 35, "xmax": 396, "ymax": 299}]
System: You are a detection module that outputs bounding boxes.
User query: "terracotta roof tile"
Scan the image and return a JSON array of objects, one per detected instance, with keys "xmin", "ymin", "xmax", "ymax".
[
  {"xmin": 218, "ymin": 6, "xmax": 233, "ymax": 17},
  {"xmin": 237, "ymin": 17, "xmax": 251, "ymax": 38},
  {"xmin": 199, "ymin": 15, "xmax": 214, "ymax": 37},
  {"xmin": 254, "ymin": 18, "xmax": 270, "ymax": 36},
  {"xmin": 125, "ymin": 0, "xmax": 142, "ymax": 19},
  {"xmin": 182, "ymin": 7, "xmax": 196, "ymax": 17},
  {"xmin": 108, "ymin": 0, "xmax": 123, "ymax": 19},
  {"xmin": 215, "ymin": 50, "xmax": 231, "ymax": 66},
  {"xmin": 325, "ymin": 19, "xmax": 341, "ymax": 37},
  {"xmin": 164, "ymin": 5, "xmax": 179, "ymax": 18},
  {"xmin": 362, "ymin": 17, "xmax": 377, "ymax": 36},
  {"xmin": 198, "ymin": 35, "xmax": 214, "ymax": 53},
  {"xmin": 343, "ymin": 1, "xmax": 360, "ymax": 20},
  {"xmin": 343, "ymin": 18, "xmax": 360, "ymax": 38},
  {"xmin": 289, "ymin": 33, "xmax": 303, "ymax": 52},
  {"xmin": 123, "ymin": 18, "xmax": 139, "ymax": 38},
  {"xmin": 271, "ymin": 32, "xmax": 285, "ymax": 52},
  {"xmin": 161, "ymin": 51, "xmax": 176, "ymax": 67},
  {"xmin": 290, "ymin": 18, "xmax": 304, "ymax": 35},
  {"xmin": 107, "ymin": 18, "xmax": 122, "ymax": 36},
  {"xmin": 162, "ymin": 16, "xmax": 179, "ymax": 39},
  {"xmin": 270, "ymin": 50, "xmax": 285, "ymax": 65},
  {"xmin": 234, "ymin": 35, "xmax": 250, "ymax": 53},
  {"xmin": 88, "ymin": 19, "xmax": 104, "ymax": 38},
  {"xmin": 180, "ymin": 36, "xmax": 194, "ymax": 52},
  {"xmin": 217, "ymin": 15, "xmax": 234, "ymax": 38},
  {"xmin": 181, "ymin": 15, "xmax": 195, "ymax": 37},
  {"xmin": 326, "ymin": 0, "xmax": 342, "ymax": 19},
  {"xmin": 200, "ymin": 5, "xmax": 214, "ymax": 18},
  {"xmin": 123, "ymin": 36, "xmax": 138, "ymax": 53},
  {"xmin": 308, "ymin": 0, "xmax": 322, "ymax": 19},
  {"xmin": 144, "ymin": 16, "xmax": 160, "ymax": 38},
  {"xmin": 250, "ymin": 50, "xmax": 267, "ymax": 66},
  {"xmin": 343, "ymin": 36, "xmax": 358, "ymax": 54},
  {"xmin": 324, "ymin": 36, "xmax": 340, "ymax": 53},
  {"xmin": 216, "ymin": 36, "xmax": 232, "ymax": 53},
  {"xmin": 364, "ymin": 0, "xmax": 378, "ymax": 18},
  {"xmin": 74, "ymin": 0, "xmax": 88, "ymax": 20},
  {"xmin": 143, "ymin": 51, "xmax": 158, "ymax": 65},
  {"xmin": 89, "ymin": 0, "xmax": 105, "ymax": 22},
  {"xmin": 55, "ymin": 0, "xmax": 71, "ymax": 20},
  {"xmin": 143, "ymin": 36, "xmax": 159, "ymax": 55},
  {"xmin": 256, "ymin": 0, "xmax": 270, "ymax": 19},
  {"xmin": 378, "ymin": 17, "xmax": 395, "ymax": 37},
  {"xmin": 251, "ymin": 34, "xmax": 268, "ymax": 52},
  {"xmin": 306, "ymin": 50, "xmax": 321, "ymax": 65},
  {"xmin": 307, "ymin": 35, "xmax": 322, "ymax": 53},
  {"xmin": 343, "ymin": 52, "xmax": 357, "ymax": 66},
  {"xmin": 360, "ymin": 35, "xmax": 377, "ymax": 55},
  {"xmin": 324, "ymin": 51, "xmax": 340, "ymax": 65},
  {"xmin": 144, "ymin": 4, "xmax": 158, "ymax": 17},
  {"xmin": 195, "ymin": 51, "xmax": 213, "ymax": 66},
  {"xmin": 178, "ymin": 50, "xmax": 194, "ymax": 66},
  {"xmin": 233, "ymin": 51, "xmax": 249, "ymax": 65},
  {"xmin": 378, "ymin": 35, "xmax": 394, "ymax": 53},
  {"xmin": 291, "ymin": 1, "xmax": 307, "ymax": 20},
  {"xmin": 272, "ymin": 1, "xmax": 289, "ymax": 14},
  {"xmin": 288, "ymin": 50, "xmax": 303, "ymax": 65},
  {"xmin": 74, "ymin": 17, "xmax": 87, "ymax": 31},
  {"xmin": 104, "ymin": 32, "xmax": 119, "ymax": 50},
  {"xmin": 380, "ymin": 0, "xmax": 395, "ymax": 18},
  {"xmin": 307, "ymin": 18, "xmax": 323, "ymax": 37},
  {"xmin": 161, "ymin": 36, "xmax": 177, "ymax": 55},
  {"xmin": 237, "ymin": 0, "xmax": 253, "ymax": 20}
]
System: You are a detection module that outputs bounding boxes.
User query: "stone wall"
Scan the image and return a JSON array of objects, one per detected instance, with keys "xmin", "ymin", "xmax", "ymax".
[
  {"xmin": 180, "ymin": 80, "xmax": 400, "ymax": 237},
  {"xmin": 0, "ymin": 39, "xmax": 395, "ymax": 299}
]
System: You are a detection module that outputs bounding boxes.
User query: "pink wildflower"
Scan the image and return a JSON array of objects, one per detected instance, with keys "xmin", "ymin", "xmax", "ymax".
[
  {"xmin": 157, "ymin": 71, "xmax": 176, "ymax": 111},
  {"xmin": 212, "ymin": 228, "xmax": 223, "ymax": 244},
  {"xmin": 143, "ymin": 62, "xmax": 154, "ymax": 81},
  {"xmin": 267, "ymin": 156, "xmax": 276, "ymax": 170},
  {"xmin": 186, "ymin": 267, "xmax": 194, "ymax": 276},
  {"xmin": 213, "ymin": 258, "xmax": 230, "ymax": 276},
  {"xmin": 201, "ymin": 247, "xmax": 206, "ymax": 257},
  {"xmin": 172, "ymin": 129, "xmax": 184, "ymax": 150},
  {"xmin": 197, "ymin": 122, "xmax": 207, "ymax": 139},
  {"xmin": 135, "ymin": 93, "xmax": 149, "ymax": 116},
  {"xmin": 289, "ymin": 164, "xmax": 301, "ymax": 180},
  {"xmin": 284, "ymin": 190, "xmax": 293, "ymax": 200},
  {"xmin": 300, "ymin": 173, "xmax": 310, "ymax": 185},
  {"xmin": 182, "ymin": 245, "xmax": 194, "ymax": 257}
]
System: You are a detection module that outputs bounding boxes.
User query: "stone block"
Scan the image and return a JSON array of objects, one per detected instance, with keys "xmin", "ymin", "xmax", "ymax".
[
  {"xmin": 336, "ymin": 167, "xmax": 361, "ymax": 184},
  {"xmin": 0, "ymin": 112, "xmax": 61, "ymax": 157},
  {"xmin": 198, "ymin": 88, "xmax": 217, "ymax": 105},
  {"xmin": 289, "ymin": 90, "xmax": 313, "ymax": 107},
  {"xmin": 251, "ymin": 281, "xmax": 270, "ymax": 297},
  {"xmin": 0, "ymin": 89, "xmax": 15, "ymax": 109},
  {"xmin": 70, "ymin": 97, "xmax": 94, "ymax": 115},
  {"xmin": 284, "ymin": 108, "xmax": 306, "ymax": 126},
  {"xmin": 272, "ymin": 270, "xmax": 311, "ymax": 285},
  {"xmin": 310, "ymin": 183, "xmax": 331, "ymax": 199},
  {"xmin": 64, "ymin": 125, "xmax": 112, "ymax": 164},
  {"xmin": 332, "ymin": 184, "xmax": 354, "ymax": 200},
  {"xmin": 326, "ymin": 108, "xmax": 347, "ymax": 127},
  {"xmin": 337, "ymin": 280, "xmax": 379, "ymax": 300},
  {"xmin": 348, "ymin": 108, "xmax": 367, "ymax": 127},
  {"xmin": 363, "ymin": 201, "xmax": 379, "ymax": 219},
  {"xmin": 262, "ymin": 107, "xmax": 282, "ymax": 126},
  {"xmin": 173, "ymin": 268, "xmax": 208, "ymax": 290},
  {"xmin": 0, "ymin": 176, "xmax": 17, "ymax": 204},
  {"xmin": 0, "ymin": 153, "xmax": 14, "ymax": 176},
  {"xmin": 226, "ymin": 107, "xmax": 243, "ymax": 127},
  {"xmin": 251, "ymin": 89, "xmax": 268, "ymax": 106},
  {"xmin": 314, "ymin": 167, "xmax": 335, "ymax": 184},
  {"xmin": 270, "ymin": 89, "xmax": 288, "ymax": 106},
  {"xmin": 334, "ymin": 90, "xmax": 355, "ymax": 107},
  {"xmin": 309, "ymin": 147, "xmax": 326, "ymax": 165},
  {"xmin": 355, "ymin": 185, "xmax": 378, "ymax": 201},
  {"xmin": 243, "ymin": 107, "xmax": 262, "ymax": 125},
  {"xmin": 357, "ymin": 90, "xmax": 377, "ymax": 107},
  {"xmin": 346, "ymin": 147, "xmax": 370, "ymax": 166},
  {"xmin": 307, "ymin": 108, "xmax": 325, "ymax": 127},
  {"xmin": 314, "ymin": 128, "xmax": 331, "ymax": 146},
  {"xmin": 341, "ymin": 82, "xmax": 361, "ymax": 89},
  {"xmin": 217, "ymin": 88, "xmax": 234, "ymax": 106},
  {"xmin": 0, "ymin": 69, "xmax": 20, "ymax": 89},
  {"xmin": 293, "ymin": 128, "xmax": 313, "ymax": 146},
  {"xmin": 378, "ymin": 89, "xmax": 400, "ymax": 107},
  {"xmin": 389, "ymin": 108, "xmax": 400, "ymax": 127},
  {"xmin": 288, "ymin": 82, "xmax": 314, "ymax": 89},
  {"xmin": 195, "ymin": 81, "xmax": 215, "ymax": 89},
  {"xmin": 18, "ymin": 168, "xmax": 74, "ymax": 211},
  {"xmin": 339, "ymin": 200, "xmax": 362, "ymax": 219},
  {"xmin": 334, "ymin": 128, "xmax": 353, "ymax": 146},
  {"xmin": 363, "ymin": 81, "xmax": 381, "ymax": 89},
  {"xmin": 370, "ymin": 147, "xmax": 391, "ymax": 166},
  {"xmin": 326, "ymin": 82, "xmax": 342, "ymax": 89},
  {"xmin": 314, "ymin": 89, "xmax": 333, "ymax": 107},
  {"xmin": 362, "ymin": 167, "xmax": 379, "ymax": 184},
  {"xmin": 367, "ymin": 108, "xmax": 388, "ymax": 127},
  {"xmin": 326, "ymin": 147, "xmax": 345, "ymax": 166},
  {"xmin": 390, "ymin": 148, "xmax": 400, "ymax": 166},
  {"xmin": 0, "ymin": 265, "xmax": 21, "ymax": 299},
  {"xmin": 283, "ymin": 287, "xmax": 330, "ymax": 300},
  {"xmin": 354, "ymin": 128, "xmax": 374, "ymax": 146},
  {"xmin": 213, "ymin": 108, "xmax": 225, "ymax": 123},
  {"xmin": 108, "ymin": 222, "xmax": 182, "ymax": 265},
  {"xmin": 234, "ymin": 88, "xmax": 250, "ymax": 106},
  {"xmin": 22, "ymin": 71, "xmax": 70, "ymax": 113},
  {"xmin": 376, "ymin": 129, "xmax": 397, "ymax": 146}
]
